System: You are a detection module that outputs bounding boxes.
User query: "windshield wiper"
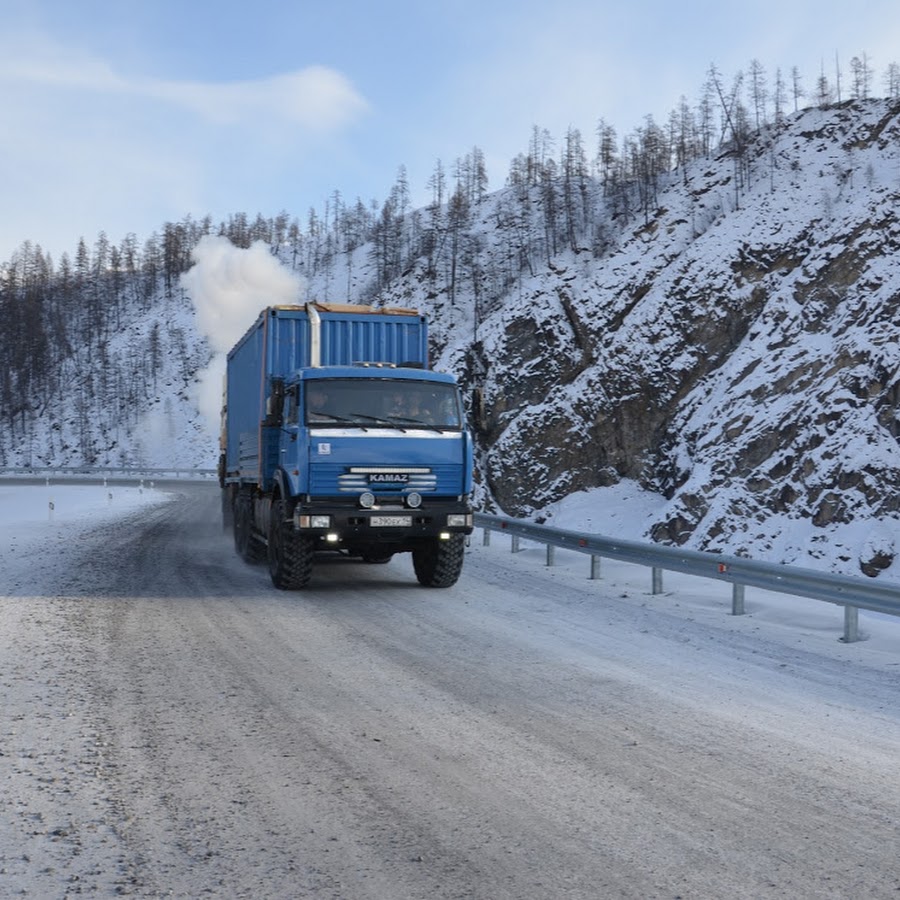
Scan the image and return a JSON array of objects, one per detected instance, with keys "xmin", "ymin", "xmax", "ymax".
[
  {"xmin": 307, "ymin": 412, "xmax": 355, "ymax": 424},
  {"xmin": 383, "ymin": 415, "xmax": 444, "ymax": 433},
  {"xmin": 346, "ymin": 412, "xmax": 395, "ymax": 426}
]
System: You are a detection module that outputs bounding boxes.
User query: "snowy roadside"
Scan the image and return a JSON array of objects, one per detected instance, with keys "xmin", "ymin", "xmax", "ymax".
[
  {"xmin": 540, "ymin": 480, "xmax": 900, "ymax": 585},
  {"xmin": 525, "ymin": 481, "xmax": 900, "ymax": 671},
  {"xmin": 0, "ymin": 481, "xmax": 176, "ymax": 596},
  {"xmin": 0, "ymin": 482, "xmax": 178, "ymax": 895},
  {"xmin": 1, "ymin": 482, "xmax": 898, "ymax": 897},
  {"xmin": 4, "ymin": 479, "xmax": 900, "ymax": 662}
]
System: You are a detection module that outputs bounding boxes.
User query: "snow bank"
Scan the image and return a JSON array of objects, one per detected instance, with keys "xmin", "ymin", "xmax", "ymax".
[{"xmin": 0, "ymin": 482, "xmax": 174, "ymax": 595}]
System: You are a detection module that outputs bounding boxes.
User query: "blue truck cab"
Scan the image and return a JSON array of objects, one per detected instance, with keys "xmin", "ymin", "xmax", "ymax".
[{"xmin": 220, "ymin": 303, "xmax": 474, "ymax": 589}]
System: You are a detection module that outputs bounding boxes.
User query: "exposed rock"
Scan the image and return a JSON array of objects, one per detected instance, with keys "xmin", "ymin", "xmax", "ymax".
[
  {"xmin": 419, "ymin": 99, "xmax": 900, "ymax": 578},
  {"xmin": 860, "ymin": 549, "xmax": 894, "ymax": 578}
]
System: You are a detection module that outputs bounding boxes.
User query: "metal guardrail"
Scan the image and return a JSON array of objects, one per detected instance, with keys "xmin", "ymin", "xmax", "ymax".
[
  {"xmin": 475, "ymin": 512, "xmax": 900, "ymax": 644},
  {"xmin": 0, "ymin": 466, "xmax": 217, "ymax": 481},
  {"xmin": 3, "ymin": 470, "xmax": 896, "ymax": 642}
]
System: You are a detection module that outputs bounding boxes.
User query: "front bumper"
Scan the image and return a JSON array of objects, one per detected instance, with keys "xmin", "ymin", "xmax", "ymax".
[{"xmin": 292, "ymin": 499, "xmax": 474, "ymax": 541}]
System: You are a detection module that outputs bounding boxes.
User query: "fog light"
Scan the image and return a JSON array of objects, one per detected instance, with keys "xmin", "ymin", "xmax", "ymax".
[
  {"xmin": 406, "ymin": 491, "xmax": 422, "ymax": 509},
  {"xmin": 439, "ymin": 531, "xmax": 452, "ymax": 540},
  {"xmin": 359, "ymin": 491, "xmax": 376, "ymax": 509},
  {"xmin": 325, "ymin": 533, "xmax": 340, "ymax": 543}
]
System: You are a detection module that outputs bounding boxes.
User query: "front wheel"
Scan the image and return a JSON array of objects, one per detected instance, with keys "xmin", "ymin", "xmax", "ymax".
[
  {"xmin": 268, "ymin": 498, "xmax": 314, "ymax": 590},
  {"xmin": 412, "ymin": 535, "xmax": 466, "ymax": 587}
]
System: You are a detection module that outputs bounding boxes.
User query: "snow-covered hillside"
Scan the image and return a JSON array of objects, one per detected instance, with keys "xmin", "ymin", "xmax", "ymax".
[
  {"xmin": 3, "ymin": 99, "xmax": 900, "ymax": 583},
  {"xmin": 371, "ymin": 100, "xmax": 900, "ymax": 582}
]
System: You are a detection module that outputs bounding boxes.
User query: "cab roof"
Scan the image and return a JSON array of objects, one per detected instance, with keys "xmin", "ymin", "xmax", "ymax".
[{"xmin": 298, "ymin": 366, "xmax": 457, "ymax": 385}]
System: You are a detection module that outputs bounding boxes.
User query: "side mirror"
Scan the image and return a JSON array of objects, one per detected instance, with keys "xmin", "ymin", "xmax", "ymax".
[{"xmin": 265, "ymin": 377, "xmax": 285, "ymax": 426}]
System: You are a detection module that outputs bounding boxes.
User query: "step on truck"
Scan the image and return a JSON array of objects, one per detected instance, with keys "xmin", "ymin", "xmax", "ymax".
[{"xmin": 219, "ymin": 303, "xmax": 475, "ymax": 589}]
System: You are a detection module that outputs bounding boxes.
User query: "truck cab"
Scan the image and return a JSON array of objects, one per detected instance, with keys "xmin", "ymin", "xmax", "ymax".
[{"xmin": 221, "ymin": 305, "xmax": 474, "ymax": 590}]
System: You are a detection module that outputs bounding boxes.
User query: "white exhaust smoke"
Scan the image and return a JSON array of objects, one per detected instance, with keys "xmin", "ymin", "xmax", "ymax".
[{"xmin": 180, "ymin": 235, "xmax": 305, "ymax": 435}]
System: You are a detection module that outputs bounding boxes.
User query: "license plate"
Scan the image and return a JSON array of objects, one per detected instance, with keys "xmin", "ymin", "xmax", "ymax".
[{"xmin": 370, "ymin": 515, "xmax": 412, "ymax": 527}]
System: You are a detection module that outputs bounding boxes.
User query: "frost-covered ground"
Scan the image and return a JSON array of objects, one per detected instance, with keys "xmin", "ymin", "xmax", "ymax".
[
  {"xmin": 543, "ymin": 479, "xmax": 900, "ymax": 586},
  {"xmin": 526, "ymin": 480, "xmax": 900, "ymax": 661},
  {"xmin": 3, "ymin": 479, "xmax": 898, "ymax": 659},
  {"xmin": 0, "ymin": 480, "xmax": 175, "ymax": 596},
  {"xmin": 1, "ymin": 481, "xmax": 899, "ymax": 896}
]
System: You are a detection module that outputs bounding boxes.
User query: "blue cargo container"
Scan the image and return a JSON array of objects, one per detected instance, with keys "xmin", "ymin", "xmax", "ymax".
[{"xmin": 221, "ymin": 304, "xmax": 474, "ymax": 589}]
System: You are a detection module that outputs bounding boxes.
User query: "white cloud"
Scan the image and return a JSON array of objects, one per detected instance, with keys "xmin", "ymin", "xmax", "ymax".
[
  {"xmin": 0, "ymin": 36, "xmax": 368, "ymax": 130},
  {"xmin": 152, "ymin": 68, "xmax": 369, "ymax": 130},
  {"xmin": 0, "ymin": 31, "xmax": 369, "ymax": 259}
]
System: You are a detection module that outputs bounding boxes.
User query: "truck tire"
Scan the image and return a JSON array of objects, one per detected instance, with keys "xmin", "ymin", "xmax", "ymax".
[
  {"xmin": 234, "ymin": 494, "xmax": 265, "ymax": 563},
  {"xmin": 268, "ymin": 498, "xmax": 314, "ymax": 590},
  {"xmin": 221, "ymin": 489, "xmax": 234, "ymax": 533},
  {"xmin": 412, "ymin": 534, "xmax": 465, "ymax": 588}
]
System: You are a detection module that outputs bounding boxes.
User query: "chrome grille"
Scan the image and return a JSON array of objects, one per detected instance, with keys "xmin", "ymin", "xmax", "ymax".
[{"xmin": 337, "ymin": 470, "xmax": 437, "ymax": 493}]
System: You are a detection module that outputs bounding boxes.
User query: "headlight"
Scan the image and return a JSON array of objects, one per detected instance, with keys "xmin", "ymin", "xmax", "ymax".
[
  {"xmin": 406, "ymin": 491, "xmax": 422, "ymax": 509},
  {"xmin": 446, "ymin": 513, "xmax": 472, "ymax": 527},
  {"xmin": 359, "ymin": 491, "xmax": 376, "ymax": 509},
  {"xmin": 296, "ymin": 514, "xmax": 332, "ymax": 529}
]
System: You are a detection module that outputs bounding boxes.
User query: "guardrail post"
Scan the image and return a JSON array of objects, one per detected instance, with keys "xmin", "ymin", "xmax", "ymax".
[
  {"xmin": 468, "ymin": 511, "xmax": 900, "ymax": 637},
  {"xmin": 483, "ymin": 528, "xmax": 491, "ymax": 547},
  {"xmin": 731, "ymin": 583, "xmax": 745, "ymax": 616},
  {"xmin": 841, "ymin": 605, "xmax": 860, "ymax": 643}
]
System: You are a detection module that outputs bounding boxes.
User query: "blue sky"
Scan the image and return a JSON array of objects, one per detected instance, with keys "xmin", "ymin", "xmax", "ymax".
[{"xmin": 2, "ymin": 0, "xmax": 898, "ymax": 262}]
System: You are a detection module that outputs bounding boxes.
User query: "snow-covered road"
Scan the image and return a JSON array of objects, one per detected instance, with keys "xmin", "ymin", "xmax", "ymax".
[{"xmin": 2, "ymin": 482, "xmax": 899, "ymax": 898}]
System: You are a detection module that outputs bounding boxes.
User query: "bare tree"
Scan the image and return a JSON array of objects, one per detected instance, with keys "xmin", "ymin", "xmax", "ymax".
[
  {"xmin": 697, "ymin": 74, "xmax": 716, "ymax": 156},
  {"xmin": 773, "ymin": 68, "xmax": 787, "ymax": 125},
  {"xmin": 748, "ymin": 59, "xmax": 768, "ymax": 128},
  {"xmin": 790, "ymin": 67, "xmax": 805, "ymax": 112},
  {"xmin": 455, "ymin": 148, "xmax": 489, "ymax": 206},
  {"xmin": 446, "ymin": 183, "xmax": 470, "ymax": 301},
  {"xmin": 834, "ymin": 51, "xmax": 842, "ymax": 102},
  {"xmin": 709, "ymin": 67, "xmax": 751, "ymax": 205},
  {"xmin": 669, "ymin": 97, "xmax": 696, "ymax": 183},
  {"xmin": 815, "ymin": 63, "xmax": 833, "ymax": 106},
  {"xmin": 470, "ymin": 146, "xmax": 489, "ymax": 203},
  {"xmin": 594, "ymin": 119, "xmax": 618, "ymax": 193},
  {"xmin": 849, "ymin": 54, "xmax": 873, "ymax": 100},
  {"xmin": 424, "ymin": 159, "xmax": 447, "ymax": 276},
  {"xmin": 884, "ymin": 62, "xmax": 900, "ymax": 99}
]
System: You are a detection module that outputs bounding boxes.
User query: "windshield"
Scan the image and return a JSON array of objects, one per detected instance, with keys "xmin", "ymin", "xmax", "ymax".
[{"xmin": 304, "ymin": 379, "xmax": 463, "ymax": 430}]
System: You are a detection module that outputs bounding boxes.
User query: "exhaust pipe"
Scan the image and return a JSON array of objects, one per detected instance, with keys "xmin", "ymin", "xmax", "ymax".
[{"xmin": 306, "ymin": 303, "xmax": 322, "ymax": 368}]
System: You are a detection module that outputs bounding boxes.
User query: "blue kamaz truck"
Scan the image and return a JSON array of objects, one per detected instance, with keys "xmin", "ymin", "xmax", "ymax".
[{"xmin": 220, "ymin": 303, "xmax": 474, "ymax": 589}]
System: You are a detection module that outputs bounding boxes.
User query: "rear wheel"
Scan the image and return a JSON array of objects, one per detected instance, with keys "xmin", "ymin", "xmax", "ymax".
[
  {"xmin": 412, "ymin": 535, "xmax": 465, "ymax": 587},
  {"xmin": 268, "ymin": 497, "xmax": 314, "ymax": 590},
  {"xmin": 221, "ymin": 488, "xmax": 234, "ymax": 532},
  {"xmin": 234, "ymin": 493, "xmax": 265, "ymax": 563}
]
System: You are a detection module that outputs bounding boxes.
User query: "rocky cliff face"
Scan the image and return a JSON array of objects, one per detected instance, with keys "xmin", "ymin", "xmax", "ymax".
[{"xmin": 383, "ymin": 99, "xmax": 900, "ymax": 578}]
